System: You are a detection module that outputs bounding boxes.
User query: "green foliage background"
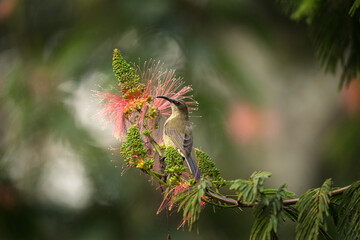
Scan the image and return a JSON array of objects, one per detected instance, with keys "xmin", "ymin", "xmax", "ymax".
[{"xmin": 0, "ymin": 0, "xmax": 359, "ymax": 239}]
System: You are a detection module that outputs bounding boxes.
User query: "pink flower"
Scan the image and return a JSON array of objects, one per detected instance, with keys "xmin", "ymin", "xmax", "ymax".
[
  {"xmin": 94, "ymin": 90, "xmax": 125, "ymax": 139},
  {"xmin": 95, "ymin": 58, "xmax": 197, "ymax": 141},
  {"xmin": 94, "ymin": 87, "xmax": 150, "ymax": 140},
  {"xmin": 139, "ymin": 60, "xmax": 197, "ymax": 117}
]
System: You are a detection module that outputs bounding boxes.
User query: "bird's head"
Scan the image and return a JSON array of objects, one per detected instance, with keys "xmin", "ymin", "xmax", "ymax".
[{"xmin": 156, "ymin": 96, "xmax": 189, "ymax": 119}]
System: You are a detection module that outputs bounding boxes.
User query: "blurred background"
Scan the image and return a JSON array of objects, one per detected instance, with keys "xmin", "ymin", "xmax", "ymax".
[{"xmin": 0, "ymin": 0, "xmax": 359, "ymax": 239}]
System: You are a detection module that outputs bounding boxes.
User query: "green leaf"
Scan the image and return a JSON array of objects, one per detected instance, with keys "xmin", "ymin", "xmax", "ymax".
[
  {"xmin": 230, "ymin": 171, "xmax": 272, "ymax": 203},
  {"xmin": 337, "ymin": 180, "xmax": 360, "ymax": 240},
  {"xmin": 291, "ymin": 0, "xmax": 322, "ymax": 23},
  {"xmin": 250, "ymin": 185, "xmax": 287, "ymax": 240},
  {"xmin": 349, "ymin": 0, "xmax": 360, "ymax": 16},
  {"xmin": 263, "ymin": 189, "xmax": 297, "ymax": 199},
  {"xmin": 278, "ymin": 0, "xmax": 360, "ymax": 87},
  {"xmin": 295, "ymin": 178, "xmax": 332, "ymax": 240},
  {"xmin": 173, "ymin": 179, "xmax": 211, "ymax": 230}
]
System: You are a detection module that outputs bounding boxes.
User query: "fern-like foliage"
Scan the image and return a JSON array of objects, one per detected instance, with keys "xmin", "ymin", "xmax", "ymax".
[
  {"xmin": 278, "ymin": 0, "xmax": 360, "ymax": 87},
  {"xmin": 250, "ymin": 185, "xmax": 288, "ymax": 240},
  {"xmin": 295, "ymin": 178, "xmax": 332, "ymax": 240},
  {"xmin": 290, "ymin": 0, "xmax": 322, "ymax": 23},
  {"xmin": 230, "ymin": 171, "xmax": 272, "ymax": 203},
  {"xmin": 283, "ymin": 205, "xmax": 332, "ymax": 240},
  {"xmin": 172, "ymin": 180, "xmax": 210, "ymax": 230},
  {"xmin": 337, "ymin": 180, "xmax": 360, "ymax": 240}
]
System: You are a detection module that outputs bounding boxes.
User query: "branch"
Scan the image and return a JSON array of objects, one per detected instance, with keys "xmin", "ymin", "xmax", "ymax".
[
  {"xmin": 205, "ymin": 190, "xmax": 254, "ymax": 207},
  {"xmin": 282, "ymin": 185, "xmax": 351, "ymax": 205},
  {"xmin": 205, "ymin": 185, "xmax": 351, "ymax": 208},
  {"xmin": 330, "ymin": 185, "xmax": 351, "ymax": 196}
]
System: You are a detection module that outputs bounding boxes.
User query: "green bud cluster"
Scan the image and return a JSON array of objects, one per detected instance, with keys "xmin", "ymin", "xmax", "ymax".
[
  {"xmin": 112, "ymin": 49, "xmax": 145, "ymax": 99},
  {"xmin": 137, "ymin": 158, "xmax": 154, "ymax": 171},
  {"xmin": 188, "ymin": 179, "xmax": 196, "ymax": 185},
  {"xmin": 195, "ymin": 149, "xmax": 225, "ymax": 184},
  {"xmin": 112, "ymin": 49, "xmax": 139, "ymax": 88},
  {"xmin": 120, "ymin": 125, "xmax": 148, "ymax": 167},
  {"xmin": 164, "ymin": 146, "xmax": 186, "ymax": 184},
  {"xmin": 146, "ymin": 105, "xmax": 160, "ymax": 120},
  {"xmin": 142, "ymin": 129, "xmax": 151, "ymax": 136},
  {"xmin": 169, "ymin": 176, "xmax": 180, "ymax": 185}
]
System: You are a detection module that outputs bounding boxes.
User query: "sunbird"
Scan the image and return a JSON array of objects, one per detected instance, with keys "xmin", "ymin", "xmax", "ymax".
[{"xmin": 156, "ymin": 96, "xmax": 201, "ymax": 180}]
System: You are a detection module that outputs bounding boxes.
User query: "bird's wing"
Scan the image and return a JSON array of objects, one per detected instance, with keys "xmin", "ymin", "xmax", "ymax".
[
  {"xmin": 164, "ymin": 123, "xmax": 200, "ymax": 180},
  {"xmin": 164, "ymin": 123, "xmax": 193, "ymax": 157}
]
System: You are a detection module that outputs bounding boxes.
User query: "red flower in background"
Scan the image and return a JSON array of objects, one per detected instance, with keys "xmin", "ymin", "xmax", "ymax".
[
  {"xmin": 342, "ymin": 80, "xmax": 360, "ymax": 115},
  {"xmin": 226, "ymin": 101, "xmax": 281, "ymax": 144}
]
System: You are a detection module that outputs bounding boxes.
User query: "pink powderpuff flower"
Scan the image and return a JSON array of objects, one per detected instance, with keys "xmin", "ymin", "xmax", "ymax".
[
  {"xmin": 95, "ymin": 58, "xmax": 198, "ymax": 141},
  {"xmin": 137, "ymin": 60, "xmax": 198, "ymax": 117},
  {"xmin": 93, "ymin": 86, "xmax": 151, "ymax": 140},
  {"xmin": 136, "ymin": 59, "xmax": 198, "ymax": 142},
  {"xmin": 94, "ymin": 89, "xmax": 129, "ymax": 140}
]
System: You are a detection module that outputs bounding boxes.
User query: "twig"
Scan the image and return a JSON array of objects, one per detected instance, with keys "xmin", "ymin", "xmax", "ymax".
[
  {"xmin": 330, "ymin": 185, "xmax": 351, "ymax": 196},
  {"xmin": 201, "ymin": 197, "xmax": 240, "ymax": 208},
  {"xmin": 148, "ymin": 169, "xmax": 168, "ymax": 186},
  {"xmin": 206, "ymin": 190, "xmax": 254, "ymax": 207},
  {"xmin": 282, "ymin": 185, "xmax": 351, "ymax": 205},
  {"xmin": 151, "ymin": 170, "xmax": 165, "ymax": 177},
  {"xmin": 144, "ymin": 131, "xmax": 163, "ymax": 158}
]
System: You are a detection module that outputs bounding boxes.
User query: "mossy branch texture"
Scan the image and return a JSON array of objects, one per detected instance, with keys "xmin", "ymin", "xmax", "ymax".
[{"xmin": 98, "ymin": 49, "xmax": 360, "ymax": 240}]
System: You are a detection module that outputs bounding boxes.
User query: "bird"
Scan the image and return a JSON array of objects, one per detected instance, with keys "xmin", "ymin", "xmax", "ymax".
[{"xmin": 156, "ymin": 96, "xmax": 201, "ymax": 180}]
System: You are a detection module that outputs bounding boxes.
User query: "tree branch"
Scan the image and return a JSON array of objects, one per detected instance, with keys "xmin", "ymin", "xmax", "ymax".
[{"xmin": 204, "ymin": 185, "xmax": 351, "ymax": 208}]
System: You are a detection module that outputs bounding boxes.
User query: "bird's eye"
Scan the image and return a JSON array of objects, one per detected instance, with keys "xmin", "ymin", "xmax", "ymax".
[{"xmin": 174, "ymin": 101, "xmax": 180, "ymax": 106}]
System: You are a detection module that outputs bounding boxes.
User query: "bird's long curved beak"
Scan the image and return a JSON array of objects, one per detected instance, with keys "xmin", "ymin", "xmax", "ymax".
[{"xmin": 156, "ymin": 96, "xmax": 174, "ymax": 103}]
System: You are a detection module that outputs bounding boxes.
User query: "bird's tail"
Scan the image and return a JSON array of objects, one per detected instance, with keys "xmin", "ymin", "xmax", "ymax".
[{"xmin": 185, "ymin": 155, "xmax": 201, "ymax": 181}]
